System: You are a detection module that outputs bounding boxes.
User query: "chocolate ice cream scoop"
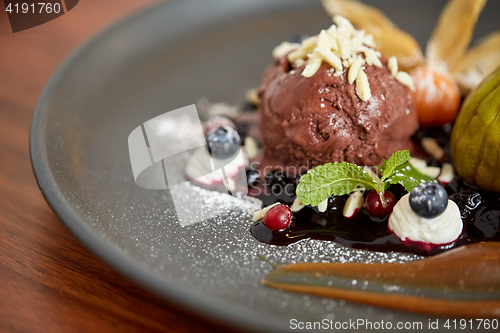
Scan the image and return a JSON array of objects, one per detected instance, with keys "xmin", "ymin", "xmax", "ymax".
[{"xmin": 258, "ymin": 55, "xmax": 418, "ymax": 168}]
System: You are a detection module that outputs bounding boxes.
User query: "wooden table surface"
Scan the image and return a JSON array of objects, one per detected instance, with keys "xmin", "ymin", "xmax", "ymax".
[{"xmin": 0, "ymin": 2, "xmax": 241, "ymax": 332}]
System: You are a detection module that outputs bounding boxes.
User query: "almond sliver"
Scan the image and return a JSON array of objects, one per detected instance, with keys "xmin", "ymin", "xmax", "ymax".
[
  {"xmin": 426, "ymin": 0, "xmax": 487, "ymax": 70},
  {"xmin": 321, "ymin": 0, "xmax": 423, "ymax": 72}
]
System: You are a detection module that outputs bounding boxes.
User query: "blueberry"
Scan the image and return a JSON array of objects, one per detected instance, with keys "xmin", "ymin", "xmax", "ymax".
[
  {"xmin": 205, "ymin": 126, "xmax": 240, "ymax": 159},
  {"xmin": 409, "ymin": 182, "xmax": 448, "ymax": 218},
  {"xmin": 246, "ymin": 169, "xmax": 260, "ymax": 186}
]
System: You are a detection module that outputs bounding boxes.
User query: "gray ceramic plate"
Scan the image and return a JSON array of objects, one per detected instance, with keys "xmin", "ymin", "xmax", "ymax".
[{"xmin": 30, "ymin": 0, "xmax": 499, "ymax": 332}]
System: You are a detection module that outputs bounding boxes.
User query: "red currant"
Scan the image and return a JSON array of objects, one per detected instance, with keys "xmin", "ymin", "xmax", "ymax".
[
  {"xmin": 262, "ymin": 204, "xmax": 293, "ymax": 231},
  {"xmin": 365, "ymin": 190, "xmax": 396, "ymax": 218}
]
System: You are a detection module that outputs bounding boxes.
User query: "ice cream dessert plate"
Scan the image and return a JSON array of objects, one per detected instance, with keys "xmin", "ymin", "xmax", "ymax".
[{"xmin": 30, "ymin": 0, "xmax": 500, "ymax": 332}]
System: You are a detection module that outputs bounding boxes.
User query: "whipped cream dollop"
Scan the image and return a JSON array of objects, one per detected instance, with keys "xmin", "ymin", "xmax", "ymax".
[{"xmin": 389, "ymin": 193, "xmax": 463, "ymax": 244}]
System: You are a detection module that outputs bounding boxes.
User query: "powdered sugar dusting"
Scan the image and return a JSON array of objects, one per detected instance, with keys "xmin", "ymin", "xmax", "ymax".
[{"xmin": 71, "ymin": 162, "xmax": 422, "ymax": 324}]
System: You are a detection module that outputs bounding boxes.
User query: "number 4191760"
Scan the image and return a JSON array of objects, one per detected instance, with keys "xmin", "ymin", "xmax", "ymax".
[
  {"xmin": 5, "ymin": 3, "xmax": 62, "ymax": 14},
  {"xmin": 444, "ymin": 319, "xmax": 499, "ymax": 330}
]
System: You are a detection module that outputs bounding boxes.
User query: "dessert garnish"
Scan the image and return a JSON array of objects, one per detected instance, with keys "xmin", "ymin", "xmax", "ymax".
[
  {"xmin": 261, "ymin": 242, "xmax": 500, "ymax": 317},
  {"xmin": 420, "ymin": 137, "xmax": 445, "ymax": 160},
  {"xmin": 185, "ymin": 146, "xmax": 241, "ymax": 188},
  {"xmin": 323, "ymin": 0, "xmax": 500, "ymax": 126},
  {"xmin": 411, "ymin": 67, "xmax": 461, "ymax": 126},
  {"xmin": 408, "ymin": 157, "xmax": 441, "ymax": 179},
  {"xmin": 187, "ymin": 3, "xmax": 499, "ymax": 260},
  {"xmin": 342, "ymin": 190, "xmax": 363, "ymax": 218},
  {"xmin": 261, "ymin": 204, "xmax": 293, "ymax": 232},
  {"xmin": 364, "ymin": 189, "xmax": 396, "ymax": 219},
  {"xmin": 278, "ymin": 15, "xmax": 414, "ymax": 100},
  {"xmin": 242, "ymin": 2, "xmax": 500, "ymax": 316},
  {"xmin": 252, "ymin": 203, "xmax": 280, "ymax": 222},
  {"xmin": 321, "ymin": 0, "xmax": 424, "ymax": 71},
  {"xmin": 451, "ymin": 66, "xmax": 500, "ymax": 192},
  {"xmin": 261, "ymin": 16, "xmax": 418, "ymax": 168},
  {"xmin": 243, "ymin": 137, "xmax": 259, "ymax": 159},
  {"xmin": 205, "ymin": 126, "xmax": 240, "ymax": 159},
  {"xmin": 409, "ymin": 182, "xmax": 449, "ymax": 218},
  {"xmin": 389, "ymin": 183, "xmax": 463, "ymax": 245},
  {"xmin": 437, "ymin": 162, "xmax": 454, "ymax": 184},
  {"xmin": 296, "ymin": 150, "xmax": 432, "ymax": 211},
  {"xmin": 185, "ymin": 117, "xmax": 245, "ymax": 192},
  {"xmin": 290, "ymin": 197, "xmax": 305, "ymax": 213}
]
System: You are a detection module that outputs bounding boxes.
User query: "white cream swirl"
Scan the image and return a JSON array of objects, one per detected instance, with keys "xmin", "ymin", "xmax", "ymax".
[{"xmin": 389, "ymin": 194, "xmax": 463, "ymax": 244}]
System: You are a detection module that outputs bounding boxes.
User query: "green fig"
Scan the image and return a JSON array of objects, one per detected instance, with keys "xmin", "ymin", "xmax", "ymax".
[{"xmin": 451, "ymin": 66, "xmax": 500, "ymax": 192}]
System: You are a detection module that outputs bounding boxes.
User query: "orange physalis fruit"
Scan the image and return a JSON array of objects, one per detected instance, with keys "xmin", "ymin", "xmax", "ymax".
[{"xmin": 411, "ymin": 66, "xmax": 461, "ymax": 126}]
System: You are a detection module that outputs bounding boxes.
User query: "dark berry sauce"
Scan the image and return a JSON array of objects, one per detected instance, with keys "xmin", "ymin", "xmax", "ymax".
[{"xmin": 246, "ymin": 126, "xmax": 500, "ymax": 256}]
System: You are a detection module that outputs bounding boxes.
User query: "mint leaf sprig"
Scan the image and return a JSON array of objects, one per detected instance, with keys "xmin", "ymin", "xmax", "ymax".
[{"xmin": 296, "ymin": 150, "xmax": 433, "ymax": 207}]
